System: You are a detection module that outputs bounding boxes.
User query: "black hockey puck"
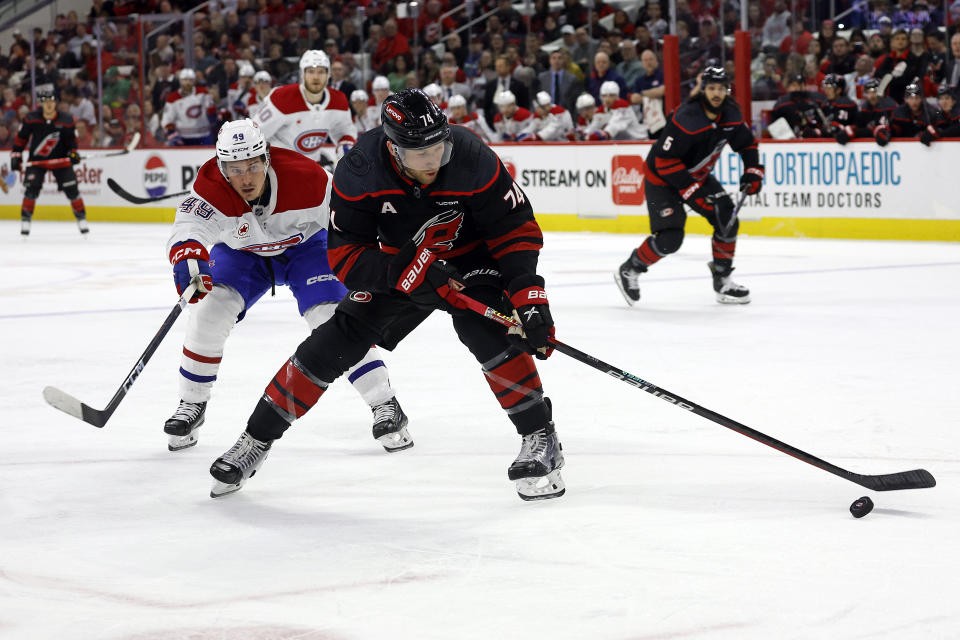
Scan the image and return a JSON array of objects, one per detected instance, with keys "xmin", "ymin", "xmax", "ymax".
[{"xmin": 850, "ymin": 496, "xmax": 874, "ymax": 518}]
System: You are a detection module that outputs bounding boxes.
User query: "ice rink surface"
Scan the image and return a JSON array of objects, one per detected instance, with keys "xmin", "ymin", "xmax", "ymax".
[{"xmin": 2, "ymin": 220, "xmax": 959, "ymax": 640}]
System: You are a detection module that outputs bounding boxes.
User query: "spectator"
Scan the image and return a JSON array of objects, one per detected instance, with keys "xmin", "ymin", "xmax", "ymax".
[
  {"xmin": 588, "ymin": 51, "xmax": 627, "ymax": 100},
  {"xmin": 753, "ymin": 55, "xmax": 784, "ymax": 100},
  {"xmin": 445, "ymin": 33, "xmax": 468, "ymax": 68},
  {"xmin": 570, "ymin": 27, "xmax": 599, "ymax": 74},
  {"xmin": 560, "ymin": 0, "xmax": 589, "ymax": 26},
  {"xmin": 818, "ymin": 19, "xmax": 838, "ymax": 56},
  {"xmin": 875, "ymin": 29, "xmax": 925, "ymax": 103},
  {"xmin": 495, "ymin": 0, "xmax": 525, "ymax": 37},
  {"xmin": 780, "ymin": 18, "xmax": 814, "ymax": 56},
  {"xmin": 64, "ymin": 86, "xmax": 95, "ymax": 125},
  {"xmin": 387, "ymin": 55, "xmax": 410, "ymax": 93},
  {"xmin": 68, "ymin": 24, "xmax": 96, "ymax": 60},
  {"xmin": 848, "ymin": 55, "xmax": 877, "ymax": 99},
  {"xmin": 823, "ymin": 37, "xmax": 857, "ymax": 76},
  {"xmin": 893, "ymin": 0, "xmax": 929, "ymax": 29},
  {"xmin": 339, "ymin": 19, "xmax": 361, "ymax": 54},
  {"xmin": 373, "ymin": 19, "xmax": 410, "ymax": 74},
  {"xmin": 55, "ymin": 41, "xmax": 80, "ymax": 69},
  {"xmin": 645, "ymin": 2, "xmax": 669, "ymax": 41},
  {"xmin": 265, "ymin": 43, "xmax": 293, "ymax": 81},
  {"xmin": 341, "ymin": 52, "xmax": 363, "ymax": 88},
  {"xmin": 632, "ymin": 50, "xmax": 666, "ymax": 102},
  {"xmin": 559, "ymin": 24, "xmax": 577, "ymax": 54},
  {"xmin": 483, "ymin": 54, "xmax": 531, "ymax": 127},
  {"xmin": 762, "ymin": 0, "xmax": 791, "ymax": 51},
  {"xmin": 612, "ymin": 10, "xmax": 636, "ymax": 38},
  {"xmin": 617, "ymin": 41, "xmax": 645, "ymax": 89},
  {"xmin": 0, "ymin": 121, "xmax": 13, "ymax": 149},
  {"xmin": 946, "ymin": 33, "xmax": 960, "ymax": 89},
  {"xmin": 329, "ymin": 59, "xmax": 357, "ymax": 98},
  {"xmin": 102, "ymin": 118, "xmax": 125, "ymax": 147},
  {"xmin": 74, "ymin": 117, "xmax": 95, "ymax": 147},
  {"xmin": 438, "ymin": 63, "xmax": 470, "ymax": 102}
]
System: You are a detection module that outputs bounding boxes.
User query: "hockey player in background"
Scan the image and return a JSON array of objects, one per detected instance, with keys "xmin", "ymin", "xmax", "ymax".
[
  {"xmin": 769, "ymin": 74, "xmax": 827, "ymax": 138},
  {"xmin": 253, "ymin": 50, "xmax": 357, "ymax": 165},
  {"xmin": 350, "ymin": 90, "xmax": 380, "ymax": 134},
  {"xmin": 888, "ymin": 82, "xmax": 946, "ymax": 145},
  {"xmin": 856, "ymin": 78, "xmax": 898, "ymax": 144},
  {"xmin": 11, "ymin": 86, "xmax": 88, "ymax": 237},
  {"xmin": 518, "ymin": 91, "xmax": 574, "ymax": 141},
  {"xmin": 422, "ymin": 83, "xmax": 449, "ymax": 115},
  {"xmin": 615, "ymin": 67, "xmax": 764, "ymax": 305},
  {"xmin": 164, "ymin": 119, "xmax": 410, "ymax": 455},
  {"xmin": 226, "ymin": 62, "xmax": 256, "ymax": 120},
  {"xmin": 492, "ymin": 90, "xmax": 533, "ymax": 141},
  {"xmin": 370, "ymin": 75, "xmax": 392, "ymax": 111},
  {"xmin": 246, "ymin": 71, "xmax": 273, "ymax": 118},
  {"xmin": 161, "ymin": 68, "xmax": 216, "ymax": 145},
  {"xmin": 587, "ymin": 81, "xmax": 647, "ymax": 140},
  {"xmin": 935, "ymin": 86, "xmax": 960, "ymax": 137},
  {"xmin": 447, "ymin": 94, "xmax": 496, "ymax": 142},
  {"xmin": 820, "ymin": 74, "xmax": 859, "ymax": 144},
  {"xmin": 570, "ymin": 93, "xmax": 598, "ymax": 140},
  {"xmin": 208, "ymin": 89, "xmax": 565, "ymax": 502}
]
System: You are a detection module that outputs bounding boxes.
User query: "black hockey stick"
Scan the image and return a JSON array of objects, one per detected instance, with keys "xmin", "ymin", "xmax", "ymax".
[
  {"xmin": 43, "ymin": 283, "xmax": 198, "ymax": 428},
  {"xmin": 107, "ymin": 178, "xmax": 190, "ymax": 205},
  {"xmin": 446, "ymin": 290, "xmax": 936, "ymax": 492}
]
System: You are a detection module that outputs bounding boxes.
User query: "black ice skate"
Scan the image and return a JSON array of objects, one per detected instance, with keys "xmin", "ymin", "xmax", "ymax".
[
  {"xmin": 708, "ymin": 261, "xmax": 751, "ymax": 304},
  {"xmin": 163, "ymin": 400, "xmax": 206, "ymax": 451},
  {"xmin": 508, "ymin": 426, "xmax": 565, "ymax": 501},
  {"xmin": 371, "ymin": 396, "xmax": 413, "ymax": 452},
  {"xmin": 209, "ymin": 431, "xmax": 273, "ymax": 498},
  {"xmin": 614, "ymin": 252, "xmax": 647, "ymax": 306}
]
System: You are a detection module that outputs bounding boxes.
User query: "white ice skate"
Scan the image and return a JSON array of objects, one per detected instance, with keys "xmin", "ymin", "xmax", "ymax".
[
  {"xmin": 209, "ymin": 431, "xmax": 273, "ymax": 498},
  {"xmin": 164, "ymin": 400, "xmax": 206, "ymax": 451},
  {"xmin": 508, "ymin": 428, "xmax": 565, "ymax": 501},
  {"xmin": 371, "ymin": 397, "xmax": 413, "ymax": 452}
]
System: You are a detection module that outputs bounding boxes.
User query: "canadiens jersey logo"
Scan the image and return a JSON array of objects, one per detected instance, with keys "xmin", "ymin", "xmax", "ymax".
[
  {"xmin": 295, "ymin": 129, "xmax": 329, "ymax": 152},
  {"xmin": 186, "ymin": 104, "xmax": 203, "ymax": 118}
]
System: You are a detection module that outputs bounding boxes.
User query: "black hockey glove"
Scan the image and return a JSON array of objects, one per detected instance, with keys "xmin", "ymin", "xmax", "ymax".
[
  {"xmin": 507, "ymin": 274, "xmax": 555, "ymax": 360},
  {"xmin": 69, "ymin": 151, "xmax": 81, "ymax": 165},
  {"xmin": 680, "ymin": 182, "xmax": 718, "ymax": 215},
  {"xmin": 739, "ymin": 165, "xmax": 765, "ymax": 195},
  {"xmin": 875, "ymin": 127, "xmax": 891, "ymax": 147},
  {"xmin": 919, "ymin": 126, "xmax": 937, "ymax": 147},
  {"xmin": 10, "ymin": 152, "xmax": 21, "ymax": 173},
  {"xmin": 387, "ymin": 243, "xmax": 463, "ymax": 311},
  {"xmin": 834, "ymin": 126, "xmax": 851, "ymax": 145}
]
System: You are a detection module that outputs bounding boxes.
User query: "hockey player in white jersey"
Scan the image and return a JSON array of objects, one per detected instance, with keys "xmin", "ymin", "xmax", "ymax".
[
  {"xmin": 161, "ymin": 68, "xmax": 216, "ymax": 145},
  {"xmin": 246, "ymin": 71, "xmax": 273, "ymax": 118},
  {"xmin": 587, "ymin": 81, "xmax": 647, "ymax": 140},
  {"xmin": 447, "ymin": 94, "xmax": 495, "ymax": 142},
  {"xmin": 164, "ymin": 119, "xmax": 411, "ymax": 455},
  {"xmin": 226, "ymin": 62, "xmax": 256, "ymax": 120},
  {"xmin": 519, "ymin": 91, "xmax": 574, "ymax": 141},
  {"xmin": 252, "ymin": 50, "xmax": 357, "ymax": 165},
  {"xmin": 492, "ymin": 90, "xmax": 533, "ymax": 141},
  {"xmin": 350, "ymin": 89, "xmax": 380, "ymax": 134},
  {"xmin": 369, "ymin": 75, "xmax": 391, "ymax": 111},
  {"xmin": 422, "ymin": 83, "xmax": 449, "ymax": 115}
]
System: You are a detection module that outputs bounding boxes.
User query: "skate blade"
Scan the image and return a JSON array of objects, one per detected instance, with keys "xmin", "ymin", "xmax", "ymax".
[
  {"xmin": 377, "ymin": 426, "xmax": 414, "ymax": 452},
  {"xmin": 716, "ymin": 292, "xmax": 751, "ymax": 304},
  {"xmin": 167, "ymin": 432, "xmax": 199, "ymax": 451},
  {"xmin": 515, "ymin": 470, "xmax": 566, "ymax": 501},
  {"xmin": 613, "ymin": 272, "xmax": 638, "ymax": 306},
  {"xmin": 210, "ymin": 480, "xmax": 244, "ymax": 498}
]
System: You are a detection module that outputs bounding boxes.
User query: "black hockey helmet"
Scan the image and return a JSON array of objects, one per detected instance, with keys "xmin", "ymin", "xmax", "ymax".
[
  {"xmin": 786, "ymin": 73, "xmax": 805, "ymax": 88},
  {"xmin": 36, "ymin": 84, "xmax": 56, "ymax": 101},
  {"xmin": 936, "ymin": 84, "xmax": 955, "ymax": 98},
  {"xmin": 822, "ymin": 73, "xmax": 847, "ymax": 93},
  {"xmin": 863, "ymin": 78, "xmax": 880, "ymax": 92},
  {"xmin": 382, "ymin": 88, "xmax": 450, "ymax": 150},
  {"xmin": 904, "ymin": 82, "xmax": 922, "ymax": 97},
  {"xmin": 701, "ymin": 66, "xmax": 729, "ymax": 87}
]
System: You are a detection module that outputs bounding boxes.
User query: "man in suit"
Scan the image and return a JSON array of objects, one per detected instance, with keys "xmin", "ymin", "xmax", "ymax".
[
  {"xmin": 438, "ymin": 63, "xmax": 471, "ymax": 103},
  {"xmin": 328, "ymin": 59, "xmax": 357, "ymax": 100},
  {"xmin": 483, "ymin": 54, "xmax": 531, "ymax": 128},
  {"xmin": 538, "ymin": 48, "xmax": 581, "ymax": 115},
  {"xmin": 947, "ymin": 33, "xmax": 960, "ymax": 90}
]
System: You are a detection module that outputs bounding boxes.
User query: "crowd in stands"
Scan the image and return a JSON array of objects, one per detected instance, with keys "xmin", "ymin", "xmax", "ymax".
[{"xmin": 1, "ymin": 0, "xmax": 958, "ymax": 151}]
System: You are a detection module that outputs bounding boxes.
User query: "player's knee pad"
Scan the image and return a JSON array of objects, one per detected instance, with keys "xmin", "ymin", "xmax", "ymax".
[
  {"xmin": 294, "ymin": 310, "xmax": 379, "ymax": 383},
  {"xmin": 302, "ymin": 302, "xmax": 337, "ymax": 331},
  {"xmin": 653, "ymin": 228, "xmax": 685, "ymax": 255},
  {"xmin": 184, "ymin": 285, "xmax": 244, "ymax": 354}
]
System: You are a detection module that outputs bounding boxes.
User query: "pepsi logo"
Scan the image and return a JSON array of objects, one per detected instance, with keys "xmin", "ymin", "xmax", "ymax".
[
  {"xmin": 384, "ymin": 105, "xmax": 404, "ymax": 123},
  {"xmin": 143, "ymin": 155, "xmax": 168, "ymax": 198},
  {"xmin": 295, "ymin": 130, "xmax": 328, "ymax": 152},
  {"xmin": 186, "ymin": 104, "xmax": 203, "ymax": 118}
]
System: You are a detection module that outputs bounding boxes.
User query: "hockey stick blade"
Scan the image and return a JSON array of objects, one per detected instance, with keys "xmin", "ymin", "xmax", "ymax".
[
  {"xmin": 42, "ymin": 386, "xmax": 110, "ymax": 428},
  {"xmin": 107, "ymin": 178, "xmax": 190, "ymax": 205},
  {"xmin": 446, "ymin": 290, "xmax": 937, "ymax": 493}
]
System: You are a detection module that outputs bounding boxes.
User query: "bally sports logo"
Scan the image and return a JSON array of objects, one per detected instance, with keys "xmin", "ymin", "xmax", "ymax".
[
  {"xmin": 611, "ymin": 155, "xmax": 646, "ymax": 206},
  {"xmin": 143, "ymin": 155, "xmax": 168, "ymax": 197},
  {"xmin": 384, "ymin": 104, "xmax": 404, "ymax": 123},
  {"xmin": 295, "ymin": 129, "xmax": 329, "ymax": 152}
]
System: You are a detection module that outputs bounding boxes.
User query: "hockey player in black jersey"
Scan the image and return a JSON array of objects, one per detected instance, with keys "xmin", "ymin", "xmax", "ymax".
[
  {"xmin": 856, "ymin": 79, "xmax": 898, "ymax": 144},
  {"xmin": 769, "ymin": 74, "xmax": 827, "ymax": 138},
  {"xmin": 209, "ymin": 88, "xmax": 565, "ymax": 502},
  {"xmin": 10, "ymin": 86, "xmax": 88, "ymax": 237},
  {"xmin": 615, "ymin": 67, "xmax": 764, "ymax": 305},
  {"xmin": 934, "ymin": 86, "xmax": 960, "ymax": 138},
  {"xmin": 820, "ymin": 74, "xmax": 859, "ymax": 144},
  {"xmin": 888, "ymin": 83, "xmax": 946, "ymax": 146}
]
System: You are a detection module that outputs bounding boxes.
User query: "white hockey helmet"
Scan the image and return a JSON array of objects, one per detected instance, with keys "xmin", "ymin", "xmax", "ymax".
[
  {"xmin": 448, "ymin": 94, "xmax": 467, "ymax": 108},
  {"xmin": 494, "ymin": 90, "xmax": 516, "ymax": 106},
  {"xmin": 600, "ymin": 80, "xmax": 620, "ymax": 96},
  {"xmin": 372, "ymin": 75, "xmax": 390, "ymax": 91},
  {"xmin": 535, "ymin": 90, "xmax": 552, "ymax": 107},
  {"xmin": 422, "ymin": 83, "xmax": 442, "ymax": 98},
  {"xmin": 253, "ymin": 70, "xmax": 271, "ymax": 83},
  {"xmin": 216, "ymin": 119, "xmax": 270, "ymax": 178},
  {"xmin": 300, "ymin": 49, "xmax": 330, "ymax": 72},
  {"xmin": 576, "ymin": 93, "xmax": 596, "ymax": 111},
  {"xmin": 179, "ymin": 68, "xmax": 196, "ymax": 81},
  {"xmin": 238, "ymin": 62, "xmax": 255, "ymax": 77},
  {"xmin": 350, "ymin": 89, "xmax": 369, "ymax": 103}
]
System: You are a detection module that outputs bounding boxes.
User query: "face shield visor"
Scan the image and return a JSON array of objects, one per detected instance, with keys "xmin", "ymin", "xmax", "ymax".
[{"xmin": 392, "ymin": 139, "xmax": 453, "ymax": 172}]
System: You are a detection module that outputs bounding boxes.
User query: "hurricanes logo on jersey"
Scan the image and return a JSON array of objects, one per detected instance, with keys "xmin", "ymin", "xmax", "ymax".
[{"xmin": 33, "ymin": 133, "xmax": 61, "ymax": 157}]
